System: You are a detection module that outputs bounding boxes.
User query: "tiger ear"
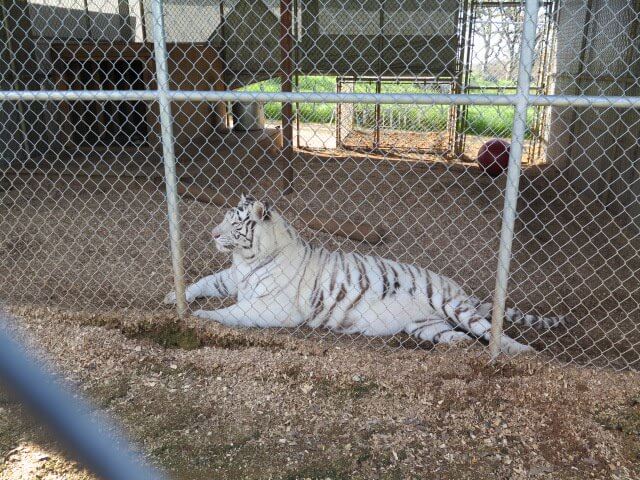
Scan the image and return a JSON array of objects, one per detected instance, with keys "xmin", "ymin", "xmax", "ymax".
[
  {"xmin": 251, "ymin": 200, "xmax": 271, "ymax": 221},
  {"xmin": 239, "ymin": 193, "xmax": 247, "ymax": 204},
  {"xmin": 263, "ymin": 200, "xmax": 272, "ymax": 220}
]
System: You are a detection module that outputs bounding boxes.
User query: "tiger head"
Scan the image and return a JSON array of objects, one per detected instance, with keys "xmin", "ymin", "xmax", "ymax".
[{"xmin": 211, "ymin": 194, "xmax": 293, "ymax": 260}]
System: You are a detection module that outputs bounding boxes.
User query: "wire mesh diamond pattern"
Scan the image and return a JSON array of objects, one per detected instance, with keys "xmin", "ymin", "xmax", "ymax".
[{"xmin": 0, "ymin": 0, "xmax": 638, "ymax": 370}]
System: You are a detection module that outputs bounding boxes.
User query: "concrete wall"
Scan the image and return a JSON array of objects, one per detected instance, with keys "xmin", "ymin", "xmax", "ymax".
[
  {"xmin": 299, "ymin": 0, "xmax": 460, "ymax": 77},
  {"xmin": 547, "ymin": 0, "xmax": 640, "ymax": 230},
  {"xmin": 141, "ymin": 0, "xmax": 221, "ymax": 43},
  {"xmin": 208, "ymin": 0, "xmax": 463, "ymax": 86}
]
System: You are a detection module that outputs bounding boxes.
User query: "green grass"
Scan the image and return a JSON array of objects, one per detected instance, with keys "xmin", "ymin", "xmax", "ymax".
[
  {"xmin": 241, "ymin": 76, "xmax": 335, "ymax": 123},
  {"xmin": 240, "ymin": 76, "xmax": 536, "ymax": 137}
]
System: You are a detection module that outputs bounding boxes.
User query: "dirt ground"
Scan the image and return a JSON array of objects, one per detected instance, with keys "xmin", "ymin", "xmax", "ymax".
[
  {"xmin": 1, "ymin": 145, "xmax": 638, "ymax": 369},
  {"xmin": 341, "ymin": 130, "xmax": 449, "ymax": 157},
  {"xmin": 1, "ymin": 143, "xmax": 639, "ymax": 478},
  {"xmin": 341, "ymin": 130, "xmax": 543, "ymax": 165},
  {"xmin": 1, "ymin": 306, "xmax": 640, "ymax": 480}
]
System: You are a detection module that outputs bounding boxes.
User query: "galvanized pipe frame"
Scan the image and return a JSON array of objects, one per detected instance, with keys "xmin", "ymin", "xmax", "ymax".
[
  {"xmin": 489, "ymin": 0, "xmax": 539, "ymax": 359},
  {"xmin": 334, "ymin": 76, "xmax": 456, "ymax": 151},
  {"xmin": 150, "ymin": 0, "xmax": 188, "ymax": 318},
  {"xmin": 2, "ymin": 90, "xmax": 640, "ymax": 108}
]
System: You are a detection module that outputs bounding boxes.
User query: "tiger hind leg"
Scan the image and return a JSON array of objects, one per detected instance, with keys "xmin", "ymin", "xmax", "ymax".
[{"xmin": 405, "ymin": 318, "xmax": 473, "ymax": 345}]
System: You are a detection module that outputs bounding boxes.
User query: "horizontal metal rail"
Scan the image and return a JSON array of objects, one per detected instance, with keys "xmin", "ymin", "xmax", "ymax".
[{"xmin": 1, "ymin": 90, "xmax": 640, "ymax": 108}]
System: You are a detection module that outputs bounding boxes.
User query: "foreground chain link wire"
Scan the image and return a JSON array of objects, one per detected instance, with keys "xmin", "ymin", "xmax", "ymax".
[{"xmin": 0, "ymin": 0, "xmax": 638, "ymax": 369}]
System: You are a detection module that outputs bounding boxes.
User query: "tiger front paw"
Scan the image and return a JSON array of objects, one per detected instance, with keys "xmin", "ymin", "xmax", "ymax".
[
  {"xmin": 502, "ymin": 339, "xmax": 535, "ymax": 356},
  {"xmin": 192, "ymin": 309, "xmax": 213, "ymax": 320},
  {"xmin": 163, "ymin": 291, "xmax": 177, "ymax": 305}
]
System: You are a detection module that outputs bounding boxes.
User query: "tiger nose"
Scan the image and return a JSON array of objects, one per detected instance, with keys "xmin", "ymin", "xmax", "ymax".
[{"xmin": 211, "ymin": 228, "xmax": 221, "ymax": 239}]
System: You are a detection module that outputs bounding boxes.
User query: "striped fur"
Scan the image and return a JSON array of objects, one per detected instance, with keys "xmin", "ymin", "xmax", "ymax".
[{"xmin": 164, "ymin": 196, "xmax": 566, "ymax": 355}]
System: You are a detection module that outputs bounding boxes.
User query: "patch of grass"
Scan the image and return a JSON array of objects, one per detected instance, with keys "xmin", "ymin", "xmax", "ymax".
[
  {"xmin": 313, "ymin": 377, "xmax": 380, "ymax": 399},
  {"xmin": 86, "ymin": 376, "xmax": 130, "ymax": 408},
  {"xmin": 466, "ymin": 357, "xmax": 538, "ymax": 379},
  {"xmin": 600, "ymin": 403, "xmax": 640, "ymax": 436},
  {"xmin": 132, "ymin": 322, "xmax": 202, "ymax": 350},
  {"xmin": 593, "ymin": 401, "xmax": 640, "ymax": 475},
  {"xmin": 38, "ymin": 307, "xmax": 287, "ymax": 353},
  {"xmin": 347, "ymin": 380, "xmax": 379, "ymax": 398},
  {"xmin": 241, "ymin": 76, "xmax": 335, "ymax": 124},
  {"xmin": 606, "ymin": 416, "xmax": 640, "ymax": 471},
  {"xmin": 239, "ymin": 75, "xmax": 538, "ymax": 137}
]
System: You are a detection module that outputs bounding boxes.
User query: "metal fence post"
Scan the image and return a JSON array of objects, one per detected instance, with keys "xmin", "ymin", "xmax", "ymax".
[
  {"xmin": 150, "ymin": 0, "xmax": 187, "ymax": 318},
  {"xmin": 489, "ymin": 0, "xmax": 540, "ymax": 360}
]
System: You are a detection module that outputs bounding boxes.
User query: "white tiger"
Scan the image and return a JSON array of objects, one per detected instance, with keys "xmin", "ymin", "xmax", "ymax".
[{"xmin": 164, "ymin": 195, "xmax": 566, "ymax": 354}]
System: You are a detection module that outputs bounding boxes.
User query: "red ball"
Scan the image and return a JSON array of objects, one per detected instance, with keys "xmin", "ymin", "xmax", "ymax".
[{"xmin": 477, "ymin": 139, "xmax": 510, "ymax": 177}]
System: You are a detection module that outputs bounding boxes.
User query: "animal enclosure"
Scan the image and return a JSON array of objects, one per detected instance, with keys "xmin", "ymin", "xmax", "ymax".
[{"xmin": 0, "ymin": 0, "xmax": 639, "ymax": 372}]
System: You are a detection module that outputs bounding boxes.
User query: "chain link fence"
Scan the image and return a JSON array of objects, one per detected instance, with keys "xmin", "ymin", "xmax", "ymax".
[{"xmin": 0, "ymin": 0, "xmax": 638, "ymax": 369}]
